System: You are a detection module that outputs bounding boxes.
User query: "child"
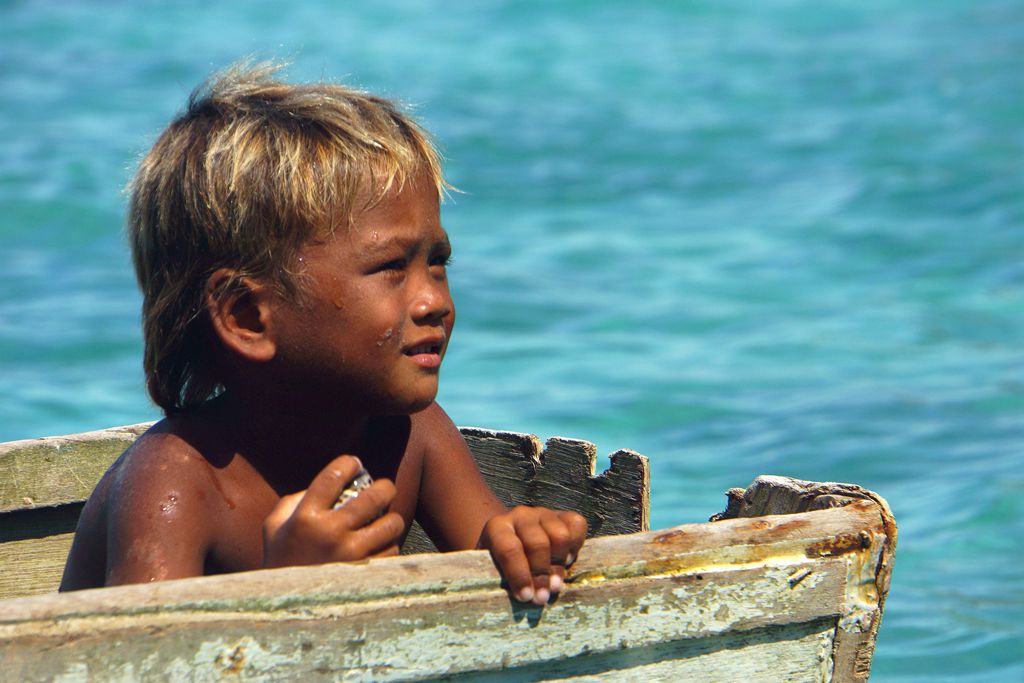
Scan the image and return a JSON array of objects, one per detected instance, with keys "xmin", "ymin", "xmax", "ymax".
[{"xmin": 59, "ymin": 64, "xmax": 586, "ymax": 606}]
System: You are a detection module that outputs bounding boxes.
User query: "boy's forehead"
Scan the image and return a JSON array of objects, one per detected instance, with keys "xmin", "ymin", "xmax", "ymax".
[
  {"xmin": 357, "ymin": 165, "xmax": 441, "ymax": 213},
  {"xmin": 356, "ymin": 223, "xmax": 451, "ymax": 251},
  {"xmin": 353, "ymin": 179, "xmax": 443, "ymax": 234},
  {"xmin": 307, "ymin": 169, "xmax": 445, "ymax": 248},
  {"xmin": 309, "ymin": 210, "xmax": 448, "ymax": 253}
]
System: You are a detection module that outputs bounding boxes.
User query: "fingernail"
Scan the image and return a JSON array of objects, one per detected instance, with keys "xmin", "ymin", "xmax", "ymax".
[
  {"xmin": 533, "ymin": 588, "xmax": 550, "ymax": 605},
  {"xmin": 517, "ymin": 586, "xmax": 534, "ymax": 603},
  {"xmin": 565, "ymin": 552, "xmax": 575, "ymax": 567},
  {"xmin": 549, "ymin": 574, "xmax": 563, "ymax": 593}
]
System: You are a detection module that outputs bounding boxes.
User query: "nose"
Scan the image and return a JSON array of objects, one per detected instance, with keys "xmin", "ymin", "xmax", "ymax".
[{"xmin": 411, "ymin": 278, "xmax": 453, "ymax": 324}]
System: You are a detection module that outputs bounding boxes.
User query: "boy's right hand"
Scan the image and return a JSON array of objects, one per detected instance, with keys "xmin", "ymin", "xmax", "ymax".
[{"xmin": 262, "ymin": 456, "xmax": 405, "ymax": 569}]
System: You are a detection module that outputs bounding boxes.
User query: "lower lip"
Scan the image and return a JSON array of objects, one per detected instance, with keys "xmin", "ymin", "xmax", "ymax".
[{"xmin": 406, "ymin": 352, "xmax": 442, "ymax": 369}]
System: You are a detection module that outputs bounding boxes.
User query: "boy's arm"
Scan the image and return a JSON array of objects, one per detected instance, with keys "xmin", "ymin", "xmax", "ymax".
[
  {"xmin": 414, "ymin": 404, "xmax": 587, "ymax": 605},
  {"xmin": 412, "ymin": 404, "xmax": 507, "ymax": 551},
  {"xmin": 102, "ymin": 444, "xmax": 214, "ymax": 585}
]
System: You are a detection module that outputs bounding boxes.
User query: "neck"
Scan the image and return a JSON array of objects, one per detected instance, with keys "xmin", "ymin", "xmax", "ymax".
[{"xmin": 206, "ymin": 388, "xmax": 370, "ymax": 492}]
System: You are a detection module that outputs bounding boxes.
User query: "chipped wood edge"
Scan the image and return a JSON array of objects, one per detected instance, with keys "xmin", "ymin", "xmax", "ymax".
[
  {"xmin": 605, "ymin": 448, "xmax": 650, "ymax": 532},
  {"xmin": 405, "ymin": 428, "xmax": 650, "ymax": 555},
  {"xmin": 0, "ymin": 423, "xmax": 156, "ymax": 456},
  {"xmin": 404, "ymin": 432, "xmax": 649, "ymax": 554},
  {"xmin": 711, "ymin": 475, "xmax": 897, "ymax": 682}
]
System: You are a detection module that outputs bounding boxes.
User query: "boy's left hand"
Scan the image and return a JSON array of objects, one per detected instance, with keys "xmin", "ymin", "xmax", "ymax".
[{"xmin": 477, "ymin": 506, "xmax": 587, "ymax": 606}]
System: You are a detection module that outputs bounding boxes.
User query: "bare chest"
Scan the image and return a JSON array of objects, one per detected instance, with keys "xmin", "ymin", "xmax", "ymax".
[{"xmin": 206, "ymin": 447, "xmax": 423, "ymax": 574}]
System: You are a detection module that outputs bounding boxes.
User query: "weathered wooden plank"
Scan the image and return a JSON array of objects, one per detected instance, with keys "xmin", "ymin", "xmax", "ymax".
[
  {"xmin": 0, "ymin": 427, "xmax": 894, "ymax": 681},
  {"xmin": 0, "ymin": 503, "xmax": 885, "ymax": 682},
  {"xmin": 405, "ymin": 429, "xmax": 650, "ymax": 553},
  {"xmin": 712, "ymin": 474, "xmax": 892, "ymax": 520},
  {"xmin": 0, "ymin": 564, "xmax": 845, "ymax": 682},
  {"xmin": 3, "ymin": 503, "xmax": 885, "ymax": 620},
  {"xmin": 460, "ymin": 429, "xmax": 649, "ymax": 536},
  {"xmin": 712, "ymin": 475, "xmax": 898, "ymax": 683},
  {"xmin": 454, "ymin": 619, "xmax": 837, "ymax": 682},
  {"xmin": 0, "ymin": 532, "xmax": 74, "ymax": 600},
  {"xmin": 0, "ymin": 423, "xmax": 151, "ymax": 512},
  {"xmin": 0, "ymin": 504, "xmax": 80, "ymax": 599}
]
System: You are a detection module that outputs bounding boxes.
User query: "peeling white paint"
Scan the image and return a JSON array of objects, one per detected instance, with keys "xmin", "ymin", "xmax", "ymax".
[
  {"xmin": 839, "ymin": 530, "xmax": 885, "ymax": 633},
  {"xmin": 52, "ymin": 662, "xmax": 88, "ymax": 683},
  {"xmin": 817, "ymin": 627, "xmax": 836, "ymax": 682},
  {"xmin": 2, "ymin": 497, "xmax": 894, "ymax": 682}
]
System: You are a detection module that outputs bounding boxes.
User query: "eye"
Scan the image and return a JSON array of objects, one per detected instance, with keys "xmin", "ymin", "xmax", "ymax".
[
  {"xmin": 430, "ymin": 253, "xmax": 453, "ymax": 268},
  {"xmin": 375, "ymin": 258, "xmax": 407, "ymax": 273},
  {"xmin": 429, "ymin": 241, "xmax": 453, "ymax": 268}
]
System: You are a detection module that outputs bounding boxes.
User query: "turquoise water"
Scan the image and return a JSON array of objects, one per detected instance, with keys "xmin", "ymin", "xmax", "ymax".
[{"xmin": 2, "ymin": 1, "xmax": 1021, "ymax": 678}]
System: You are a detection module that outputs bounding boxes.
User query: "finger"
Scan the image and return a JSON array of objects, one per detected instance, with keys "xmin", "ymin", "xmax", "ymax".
[
  {"xmin": 539, "ymin": 513, "xmax": 573, "ymax": 566},
  {"xmin": 558, "ymin": 511, "xmax": 588, "ymax": 566},
  {"xmin": 538, "ymin": 513, "xmax": 572, "ymax": 598},
  {"xmin": 332, "ymin": 479, "xmax": 396, "ymax": 527},
  {"xmin": 514, "ymin": 516, "xmax": 552, "ymax": 605},
  {"xmin": 263, "ymin": 491, "xmax": 305, "ymax": 533},
  {"xmin": 301, "ymin": 455, "xmax": 364, "ymax": 511},
  {"xmin": 369, "ymin": 544, "xmax": 401, "ymax": 559},
  {"xmin": 548, "ymin": 564, "xmax": 566, "ymax": 595},
  {"xmin": 345, "ymin": 511, "xmax": 406, "ymax": 559},
  {"xmin": 484, "ymin": 519, "xmax": 534, "ymax": 603}
]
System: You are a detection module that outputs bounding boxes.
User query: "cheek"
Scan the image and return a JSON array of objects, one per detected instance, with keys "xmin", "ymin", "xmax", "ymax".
[{"xmin": 376, "ymin": 327, "xmax": 396, "ymax": 348}]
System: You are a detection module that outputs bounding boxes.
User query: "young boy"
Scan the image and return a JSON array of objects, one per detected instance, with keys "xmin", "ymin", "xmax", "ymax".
[{"xmin": 59, "ymin": 64, "xmax": 586, "ymax": 606}]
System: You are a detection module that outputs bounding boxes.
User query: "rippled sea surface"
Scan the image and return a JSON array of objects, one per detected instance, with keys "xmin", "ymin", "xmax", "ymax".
[{"xmin": 1, "ymin": 1, "xmax": 1021, "ymax": 679}]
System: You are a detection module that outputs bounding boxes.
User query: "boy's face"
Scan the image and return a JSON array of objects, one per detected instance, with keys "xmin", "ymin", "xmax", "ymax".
[{"xmin": 269, "ymin": 171, "xmax": 455, "ymax": 415}]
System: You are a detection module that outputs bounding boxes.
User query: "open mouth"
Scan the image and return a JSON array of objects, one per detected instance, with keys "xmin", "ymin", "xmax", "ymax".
[
  {"xmin": 403, "ymin": 339, "xmax": 445, "ymax": 369},
  {"xmin": 404, "ymin": 341, "xmax": 443, "ymax": 356}
]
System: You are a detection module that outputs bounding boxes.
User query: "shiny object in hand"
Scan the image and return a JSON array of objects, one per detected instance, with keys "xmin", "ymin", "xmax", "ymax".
[{"xmin": 333, "ymin": 468, "xmax": 374, "ymax": 510}]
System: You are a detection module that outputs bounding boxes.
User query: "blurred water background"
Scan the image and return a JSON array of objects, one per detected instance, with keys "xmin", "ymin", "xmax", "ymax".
[{"xmin": 1, "ymin": 1, "xmax": 1021, "ymax": 679}]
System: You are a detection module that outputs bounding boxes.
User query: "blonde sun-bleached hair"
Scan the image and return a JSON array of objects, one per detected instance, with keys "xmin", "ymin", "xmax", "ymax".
[{"xmin": 128, "ymin": 62, "xmax": 448, "ymax": 414}]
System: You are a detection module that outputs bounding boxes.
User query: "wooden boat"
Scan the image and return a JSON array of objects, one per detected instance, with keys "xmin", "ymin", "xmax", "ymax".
[{"xmin": 0, "ymin": 424, "xmax": 896, "ymax": 681}]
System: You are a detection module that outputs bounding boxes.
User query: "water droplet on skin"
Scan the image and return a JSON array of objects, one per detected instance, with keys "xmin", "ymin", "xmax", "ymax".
[{"xmin": 158, "ymin": 494, "xmax": 178, "ymax": 514}]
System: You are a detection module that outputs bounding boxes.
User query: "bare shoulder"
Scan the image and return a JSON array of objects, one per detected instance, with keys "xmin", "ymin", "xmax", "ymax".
[
  {"xmin": 60, "ymin": 418, "xmax": 225, "ymax": 590},
  {"xmin": 361, "ymin": 404, "xmax": 467, "ymax": 523},
  {"xmin": 408, "ymin": 401, "xmax": 465, "ymax": 450},
  {"xmin": 405, "ymin": 401, "xmax": 476, "ymax": 475},
  {"xmin": 108, "ymin": 418, "xmax": 224, "ymax": 507}
]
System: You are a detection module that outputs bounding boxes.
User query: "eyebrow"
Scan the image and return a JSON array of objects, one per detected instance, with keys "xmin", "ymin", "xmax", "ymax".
[{"xmin": 360, "ymin": 229, "xmax": 451, "ymax": 256}]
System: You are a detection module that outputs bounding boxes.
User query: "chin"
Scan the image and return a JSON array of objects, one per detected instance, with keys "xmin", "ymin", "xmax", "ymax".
[
  {"xmin": 403, "ymin": 397, "xmax": 436, "ymax": 413},
  {"xmin": 373, "ymin": 388, "xmax": 437, "ymax": 416},
  {"xmin": 400, "ymin": 394, "xmax": 437, "ymax": 415}
]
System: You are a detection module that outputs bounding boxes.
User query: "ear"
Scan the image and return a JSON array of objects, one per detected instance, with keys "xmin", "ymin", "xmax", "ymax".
[{"xmin": 206, "ymin": 268, "xmax": 277, "ymax": 363}]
